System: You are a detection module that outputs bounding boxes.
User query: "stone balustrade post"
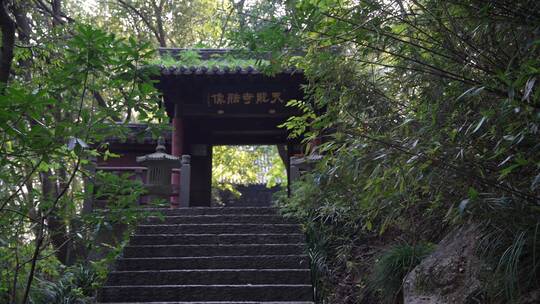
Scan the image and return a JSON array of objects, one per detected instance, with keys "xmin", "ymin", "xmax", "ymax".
[
  {"xmin": 289, "ymin": 156, "xmax": 301, "ymax": 184},
  {"xmin": 179, "ymin": 155, "xmax": 191, "ymax": 207}
]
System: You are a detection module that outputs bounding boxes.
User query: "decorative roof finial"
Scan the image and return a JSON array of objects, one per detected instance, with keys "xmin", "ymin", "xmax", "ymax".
[{"xmin": 155, "ymin": 136, "xmax": 166, "ymax": 153}]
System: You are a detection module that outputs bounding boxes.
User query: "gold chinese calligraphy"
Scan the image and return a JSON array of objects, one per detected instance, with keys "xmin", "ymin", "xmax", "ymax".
[{"xmin": 209, "ymin": 91, "xmax": 284, "ymax": 106}]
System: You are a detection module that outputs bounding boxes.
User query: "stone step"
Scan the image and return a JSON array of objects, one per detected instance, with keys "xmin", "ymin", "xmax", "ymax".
[
  {"xmin": 99, "ymin": 302, "xmax": 314, "ymax": 304},
  {"xmin": 144, "ymin": 215, "xmax": 295, "ymax": 225},
  {"xmin": 136, "ymin": 224, "xmax": 302, "ymax": 235},
  {"xmin": 98, "ymin": 285, "xmax": 313, "ymax": 302},
  {"xmin": 129, "ymin": 233, "xmax": 306, "ymax": 246},
  {"xmin": 106, "ymin": 269, "xmax": 311, "ymax": 285},
  {"xmin": 142, "ymin": 207, "xmax": 279, "ymax": 216},
  {"xmin": 123, "ymin": 244, "xmax": 305, "ymax": 258},
  {"xmin": 98, "ymin": 206, "xmax": 313, "ymax": 303},
  {"xmin": 116, "ymin": 255, "xmax": 310, "ymax": 271}
]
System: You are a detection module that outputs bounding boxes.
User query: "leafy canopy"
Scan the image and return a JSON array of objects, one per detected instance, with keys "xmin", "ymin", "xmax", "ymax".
[{"xmin": 233, "ymin": 0, "xmax": 540, "ymax": 302}]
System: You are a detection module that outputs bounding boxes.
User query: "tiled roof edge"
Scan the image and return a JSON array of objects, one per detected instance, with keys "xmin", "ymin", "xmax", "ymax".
[{"xmin": 158, "ymin": 65, "xmax": 302, "ymax": 76}]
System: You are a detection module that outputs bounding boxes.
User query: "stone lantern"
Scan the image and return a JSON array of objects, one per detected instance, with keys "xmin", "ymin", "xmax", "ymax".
[{"xmin": 136, "ymin": 137, "xmax": 190, "ymax": 207}]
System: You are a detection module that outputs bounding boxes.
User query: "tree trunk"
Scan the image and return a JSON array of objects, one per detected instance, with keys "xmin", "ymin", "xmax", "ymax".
[
  {"xmin": 52, "ymin": 0, "xmax": 62, "ymax": 26},
  {"xmin": 50, "ymin": 167, "xmax": 72, "ymax": 264},
  {"xmin": 233, "ymin": 0, "xmax": 247, "ymax": 30},
  {"xmin": 40, "ymin": 170, "xmax": 69, "ymax": 264},
  {"xmin": 12, "ymin": 1, "xmax": 33, "ymax": 84},
  {"xmin": 0, "ymin": 0, "xmax": 16, "ymax": 86}
]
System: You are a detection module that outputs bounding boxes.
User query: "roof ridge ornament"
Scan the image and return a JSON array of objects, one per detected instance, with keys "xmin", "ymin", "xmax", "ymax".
[{"xmin": 155, "ymin": 136, "xmax": 166, "ymax": 153}]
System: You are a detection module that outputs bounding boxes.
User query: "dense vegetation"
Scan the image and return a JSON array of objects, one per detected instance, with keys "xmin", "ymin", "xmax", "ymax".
[
  {"xmin": 0, "ymin": 0, "xmax": 234, "ymax": 302},
  {"xmin": 0, "ymin": 21, "xmax": 166, "ymax": 303},
  {"xmin": 1, "ymin": 0, "xmax": 539, "ymax": 303},
  {"xmin": 233, "ymin": 0, "xmax": 540, "ymax": 303}
]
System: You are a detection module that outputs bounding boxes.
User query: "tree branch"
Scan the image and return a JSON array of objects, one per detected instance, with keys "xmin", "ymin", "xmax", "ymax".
[
  {"xmin": 32, "ymin": 0, "xmax": 73, "ymax": 25},
  {"xmin": 117, "ymin": 0, "xmax": 162, "ymax": 45},
  {"xmin": 151, "ymin": 0, "xmax": 167, "ymax": 47}
]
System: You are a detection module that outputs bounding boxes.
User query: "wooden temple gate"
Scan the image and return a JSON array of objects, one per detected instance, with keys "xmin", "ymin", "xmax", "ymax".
[{"xmin": 97, "ymin": 49, "xmax": 306, "ymax": 207}]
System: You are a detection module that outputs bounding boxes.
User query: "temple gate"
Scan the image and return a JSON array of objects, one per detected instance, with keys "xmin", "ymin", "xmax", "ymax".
[{"xmin": 99, "ymin": 48, "xmax": 306, "ymax": 207}]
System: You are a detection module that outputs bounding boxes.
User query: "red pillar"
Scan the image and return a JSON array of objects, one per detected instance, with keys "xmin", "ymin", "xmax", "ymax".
[
  {"xmin": 172, "ymin": 117, "xmax": 184, "ymax": 156},
  {"xmin": 171, "ymin": 107, "xmax": 184, "ymax": 206}
]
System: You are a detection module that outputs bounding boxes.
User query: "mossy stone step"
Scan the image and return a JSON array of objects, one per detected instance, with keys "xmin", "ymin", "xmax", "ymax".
[
  {"xmin": 129, "ymin": 233, "xmax": 305, "ymax": 246},
  {"xmin": 136, "ymin": 224, "xmax": 302, "ymax": 235},
  {"xmin": 98, "ymin": 285, "xmax": 313, "ymax": 302},
  {"xmin": 123, "ymin": 244, "xmax": 305, "ymax": 258},
  {"xmin": 144, "ymin": 215, "xmax": 295, "ymax": 224},
  {"xmin": 115, "ymin": 255, "xmax": 310, "ymax": 271},
  {"xmin": 106, "ymin": 269, "xmax": 311, "ymax": 285},
  {"xmin": 142, "ymin": 207, "xmax": 279, "ymax": 216}
]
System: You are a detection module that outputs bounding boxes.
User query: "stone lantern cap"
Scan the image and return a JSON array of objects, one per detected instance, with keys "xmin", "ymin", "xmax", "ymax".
[{"xmin": 136, "ymin": 137, "xmax": 181, "ymax": 168}]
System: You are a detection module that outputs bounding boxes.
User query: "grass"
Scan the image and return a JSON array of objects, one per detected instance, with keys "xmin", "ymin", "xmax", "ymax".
[
  {"xmin": 370, "ymin": 242, "xmax": 435, "ymax": 304},
  {"xmin": 150, "ymin": 49, "xmax": 269, "ymax": 69},
  {"xmin": 478, "ymin": 218, "xmax": 540, "ymax": 302}
]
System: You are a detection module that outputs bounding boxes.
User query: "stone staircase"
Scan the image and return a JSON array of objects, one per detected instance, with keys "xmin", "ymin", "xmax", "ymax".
[{"xmin": 98, "ymin": 207, "xmax": 314, "ymax": 303}]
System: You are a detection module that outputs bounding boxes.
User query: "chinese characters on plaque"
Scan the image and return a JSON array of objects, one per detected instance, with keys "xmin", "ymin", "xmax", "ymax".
[{"xmin": 208, "ymin": 91, "xmax": 285, "ymax": 106}]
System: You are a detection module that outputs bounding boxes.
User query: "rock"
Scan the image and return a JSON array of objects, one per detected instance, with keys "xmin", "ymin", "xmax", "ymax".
[{"xmin": 403, "ymin": 224, "xmax": 483, "ymax": 304}]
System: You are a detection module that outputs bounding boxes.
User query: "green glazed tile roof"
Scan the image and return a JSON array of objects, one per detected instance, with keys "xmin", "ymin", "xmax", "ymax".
[{"xmin": 154, "ymin": 48, "xmax": 301, "ymax": 76}]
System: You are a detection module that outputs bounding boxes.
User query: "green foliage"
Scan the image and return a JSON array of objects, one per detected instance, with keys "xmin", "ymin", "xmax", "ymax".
[
  {"xmin": 266, "ymin": 149, "xmax": 288, "ymax": 188},
  {"xmin": 277, "ymin": 173, "xmax": 369, "ymax": 302},
  {"xmin": 212, "ymin": 145, "xmax": 286, "ymax": 199},
  {"xmin": 477, "ymin": 207, "xmax": 540, "ymax": 302},
  {"xmin": 94, "ymin": 171, "xmax": 146, "ymax": 208},
  {"xmin": 238, "ymin": 0, "xmax": 540, "ymax": 302},
  {"xmin": 152, "ymin": 50, "xmax": 268, "ymax": 69},
  {"xmin": 279, "ymin": 100, "xmax": 317, "ymax": 140},
  {"xmin": 68, "ymin": 0, "xmax": 233, "ymax": 48},
  {"xmin": 370, "ymin": 243, "xmax": 435, "ymax": 303},
  {"xmin": 1, "ymin": 22, "xmax": 166, "ymax": 302},
  {"xmin": 0, "ymin": 247, "xmax": 63, "ymax": 304},
  {"xmin": 31, "ymin": 264, "xmax": 99, "ymax": 304}
]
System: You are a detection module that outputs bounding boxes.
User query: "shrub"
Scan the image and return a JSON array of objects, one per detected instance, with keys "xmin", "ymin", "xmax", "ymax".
[
  {"xmin": 31, "ymin": 264, "xmax": 99, "ymax": 304},
  {"xmin": 370, "ymin": 243, "xmax": 435, "ymax": 303}
]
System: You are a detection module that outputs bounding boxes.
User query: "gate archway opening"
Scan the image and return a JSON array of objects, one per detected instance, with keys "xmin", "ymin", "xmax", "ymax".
[{"xmin": 211, "ymin": 145, "xmax": 287, "ymax": 206}]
